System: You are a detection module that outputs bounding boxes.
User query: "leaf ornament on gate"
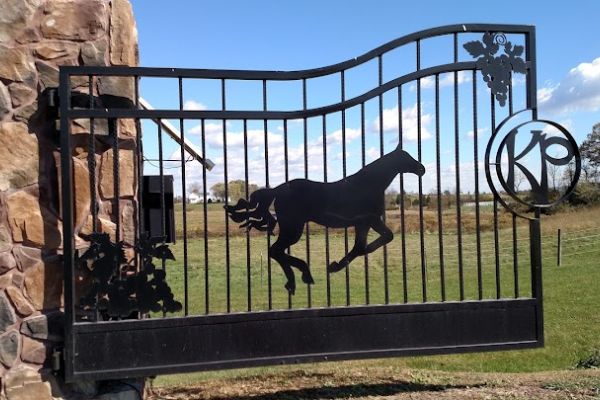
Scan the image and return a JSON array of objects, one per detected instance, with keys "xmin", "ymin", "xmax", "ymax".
[
  {"xmin": 463, "ymin": 32, "xmax": 527, "ymax": 106},
  {"xmin": 77, "ymin": 232, "xmax": 182, "ymax": 319}
]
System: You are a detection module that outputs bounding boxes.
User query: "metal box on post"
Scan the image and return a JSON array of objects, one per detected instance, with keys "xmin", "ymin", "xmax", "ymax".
[{"xmin": 142, "ymin": 175, "xmax": 175, "ymax": 243}]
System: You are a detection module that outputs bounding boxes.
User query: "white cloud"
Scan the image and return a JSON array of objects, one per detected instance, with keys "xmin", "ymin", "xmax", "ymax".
[
  {"xmin": 544, "ymin": 119, "xmax": 572, "ymax": 138},
  {"xmin": 537, "ymin": 85, "xmax": 556, "ymax": 104},
  {"xmin": 466, "ymin": 126, "xmax": 489, "ymax": 139},
  {"xmin": 372, "ymin": 103, "xmax": 433, "ymax": 141},
  {"xmin": 183, "ymin": 100, "xmax": 207, "ymax": 110},
  {"xmin": 188, "ymin": 121, "xmax": 222, "ymax": 136},
  {"xmin": 538, "ymin": 56, "xmax": 600, "ymax": 114},
  {"xmin": 419, "ymin": 71, "xmax": 471, "ymax": 90},
  {"xmin": 328, "ymin": 127, "xmax": 361, "ymax": 144},
  {"xmin": 366, "ymin": 147, "xmax": 379, "ymax": 162}
]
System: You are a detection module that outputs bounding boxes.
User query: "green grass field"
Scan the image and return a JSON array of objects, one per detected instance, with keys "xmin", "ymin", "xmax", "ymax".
[{"xmin": 154, "ymin": 205, "xmax": 600, "ymax": 385}]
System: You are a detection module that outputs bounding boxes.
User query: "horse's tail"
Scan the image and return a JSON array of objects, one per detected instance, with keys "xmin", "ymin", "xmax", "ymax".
[{"xmin": 224, "ymin": 188, "xmax": 278, "ymax": 234}]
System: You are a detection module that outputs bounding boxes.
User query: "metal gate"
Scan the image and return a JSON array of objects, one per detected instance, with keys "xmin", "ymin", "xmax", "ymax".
[{"xmin": 59, "ymin": 24, "xmax": 580, "ymax": 381}]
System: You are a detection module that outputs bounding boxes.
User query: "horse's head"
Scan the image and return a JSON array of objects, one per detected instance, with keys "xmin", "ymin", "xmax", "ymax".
[{"xmin": 394, "ymin": 147, "xmax": 426, "ymax": 177}]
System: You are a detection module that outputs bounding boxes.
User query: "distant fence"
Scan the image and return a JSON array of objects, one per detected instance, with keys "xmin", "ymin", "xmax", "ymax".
[{"xmin": 553, "ymin": 227, "xmax": 600, "ymax": 266}]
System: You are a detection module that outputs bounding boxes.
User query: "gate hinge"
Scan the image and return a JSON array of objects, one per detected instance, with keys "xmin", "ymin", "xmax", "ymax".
[
  {"xmin": 51, "ymin": 347, "xmax": 63, "ymax": 373},
  {"xmin": 47, "ymin": 88, "xmax": 59, "ymax": 109}
]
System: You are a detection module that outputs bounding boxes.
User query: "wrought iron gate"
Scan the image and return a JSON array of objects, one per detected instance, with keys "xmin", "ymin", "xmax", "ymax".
[{"xmin": 59, "ymin": 24, "xmax": 580, "ymax": 381}]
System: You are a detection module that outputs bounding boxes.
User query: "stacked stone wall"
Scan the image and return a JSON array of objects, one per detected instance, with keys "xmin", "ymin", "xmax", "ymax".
[{"xmin": 0, "ymin": 1, "xmax": 138, "ymax": 398}]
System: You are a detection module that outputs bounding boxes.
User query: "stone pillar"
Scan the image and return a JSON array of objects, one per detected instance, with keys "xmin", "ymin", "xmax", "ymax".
[{"xmin": 0, "ymin": 0, "xmax": 139, "ymax": 398}]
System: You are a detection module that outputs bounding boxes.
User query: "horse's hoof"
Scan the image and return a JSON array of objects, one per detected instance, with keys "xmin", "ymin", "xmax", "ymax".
[
  {"xmin": 302, "ymin": 273, "xmax": 315, "ymax": 285},
  {"xmin": 284, "ymin": 282, "xmax": 296, "ymax": 295},
  {"xmin": 327, "ymin": 262, "xmax": 337, "ymax": 273},
  {"xmin": 327, "ymin": 261, "xmax": 345, "ymax": 273}
]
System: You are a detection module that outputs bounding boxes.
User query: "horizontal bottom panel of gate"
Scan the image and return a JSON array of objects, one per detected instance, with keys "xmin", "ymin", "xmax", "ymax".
[{"xmin": 67, "ymin": 299, "xmax": 542, "ymax": 381}]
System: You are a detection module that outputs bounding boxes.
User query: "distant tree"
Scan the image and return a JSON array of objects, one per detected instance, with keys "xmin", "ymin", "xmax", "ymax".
[
  {"xmin": 385, "ymin": 189, "xmax": 399, "ymax": 209},
  {"xmin": 210, "ymin": 180, "xmax": 259, "ymax": 202},
  {"xmin": 548, "ymin": 162, "xmax": 561, "ymax": 192},
  {"xmin": 513, "ymin": 170, "xmax": 526, "ymax": 193},
  {"xmin": 442, "ymin": 189, "xmax": 453, "ymax": 209},
  {"xmin": 228, "ymin": 180, "xmax": 259, "ymax": 202},
  {"xmin": 579, "ymin": 122, "xmax": 600, "ymax": 182},
  {"xmin": 210, "ymin": 182, "xmax": 226, "ymax": 201},
  {"xmin": 568, "ymin": 181, "xmax": 600, "ymax": 206},
  {"xmin": 188, "ymin": 182, "xmax": 202, "ymax": 195}
]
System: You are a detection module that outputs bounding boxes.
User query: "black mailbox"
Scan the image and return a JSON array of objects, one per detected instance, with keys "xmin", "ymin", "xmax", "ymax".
[{"xmin": 142, "ymin": 175, "xmax": 175, "ymax": 243}]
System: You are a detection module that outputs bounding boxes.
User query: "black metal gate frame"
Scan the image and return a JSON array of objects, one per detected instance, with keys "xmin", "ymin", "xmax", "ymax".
[{"xmin": 60, "ymin": 23, "xmax": 543, "ymax": 381}]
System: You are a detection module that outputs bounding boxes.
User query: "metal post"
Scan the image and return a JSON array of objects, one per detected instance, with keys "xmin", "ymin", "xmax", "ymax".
[
  {"xmin": 530, "ymin": 208, "xmax": 544, "ymax": 345},
  {"xmin": 557, "ymin": 228, "xmax": 561, "ymax": 266}
]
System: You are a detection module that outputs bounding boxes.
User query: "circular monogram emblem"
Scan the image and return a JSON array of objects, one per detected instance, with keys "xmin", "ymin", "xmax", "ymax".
[{"xmin": 486, "ymin": 111, "xmax": 581, "ymax": 213}]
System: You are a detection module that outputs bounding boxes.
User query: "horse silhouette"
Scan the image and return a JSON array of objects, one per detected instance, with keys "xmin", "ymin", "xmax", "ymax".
[{"xmin": 225, "ymin": 143, "xmax": 426, "ymax": 295}]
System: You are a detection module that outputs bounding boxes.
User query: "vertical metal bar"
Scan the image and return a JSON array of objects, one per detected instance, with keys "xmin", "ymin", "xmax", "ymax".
[
  {"xmin": 133, "ymin": 76, "xmax": 142, "ymax": 319},
  {"xmin": 526, "ymin": 32, "xmax": 541, "ymax": 342},
  {"xmin": 263, "ymin": 79, "xmax": 272, "ymax": 310},
  {"xmin": 509, "ymin": 71, "xmax": 514, "ymax": 116},
  {"xmin": 472, "ymin": 70, "xmax": 483, "ymax": 301},
  {"xmin": 87, "ymin": 73, "xmax": 99, "ymax": 327},
  {"xmin": 87, "ymin": 76, "xmax": 97, "ymax": 233},
  {"xmin": 178, "ymin": 77, "xmax": 189, "ymax": 316},
  {"xmin": 397, "ymin": 86, "xmax": 408, "ymax": 304},
  {"xmin": 59, "ymin": 69, "xmax": 74, "ymax": 380},
  {"xmin": 134, "ymin": 76, "xmax": 144, "ymax": 238},
  {"xmin": 525, "ymin": 28, "xmax": 538, "ymax": 118},
  {"xmin": 284, "ymin": 119, "xmax": 292, "ymax": 310},
  {"xmin": 508, "ymin": 77, "xmax": 519, "ymax": 298},
  {"xmin": 378, "ymin": 55, "xmax": 389, "ymax": 304},
  {"xmin": 341, "ymin": 70, "xmax": 350, "ymax": 306},
  {"xmin": 243, "ymin": 119, "xmax": 251, "ymax": 311},
  {"xmin": 416, "ymin": 41, "xmax": 426, "ymax": 303},
  {"xmin": 323, "ymin": 115, "xmax": 331, "ymax": 307},
  {"xmin": 513, "ymin": 214, "xmax": 520, "ymax": 297},
  {"xmin": 493, "ymin": 196, "xmax": 501, "ymax": 299},
  {"xmin": 435, "ymin": 74, "xmax": 445, "ymax": 302},
  {"xmin": 453, "ymin": 33, "xmax": 464, "ymax": 301},
  {"xmin": 156, "ymin": 120, "xmax": 165, "ymax": 277},
  {"xmin": 111, "ymin": 118, "xmax": 121, "ymax": 290},
  {"xmin": 221, "ymin": 79, "xmax": 231, "ymax": 313},
  {"xmin": 201, "ymin": 120, "xmax": 209, "ymax": 314},
  {"xmin": 360, "ymin": 102, "xmax": 369, "ymax": 305},
  {"xmin": 491, "ymin": 93, "xmax": 501, "ymax": 299},
  {"xmin": 302, "ymin": 78, "xmax": 311, "ymax": 308},
  {"xmin": 530, "ymin": 209, "xmax": 544, "ymax": 344}
]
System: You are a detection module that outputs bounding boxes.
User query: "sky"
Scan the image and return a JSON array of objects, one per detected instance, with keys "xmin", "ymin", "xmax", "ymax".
[{"xmin": 129, "ymin": 0, "xmax": 600, "ymax": 198}]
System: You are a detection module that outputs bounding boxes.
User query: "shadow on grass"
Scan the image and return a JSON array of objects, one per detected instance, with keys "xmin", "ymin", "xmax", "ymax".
[{"xmin": 155, "ymin": 380, "xmax": 484, "ymax": 400}]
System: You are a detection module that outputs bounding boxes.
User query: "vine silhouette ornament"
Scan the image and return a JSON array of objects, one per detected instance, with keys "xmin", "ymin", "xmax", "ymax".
[
  {"xmin": 78, "ymin": 232, "xmax": 182, "ymax": 319},
  {"xmin": 226, "ymin": 144, "xmax": 425, "ymax": 295},
  {"xmin": 464, "ymin": 32, "xmax": 527, "ymax": 106}
]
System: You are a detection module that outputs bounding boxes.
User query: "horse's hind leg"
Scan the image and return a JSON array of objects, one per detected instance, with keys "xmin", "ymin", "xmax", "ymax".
[
  {"xmin": 365, "ymin": 217, "xmax": 393, "ymax": 253},
  {"xmin": 329, "ymin": 219, "xmax": 391, "ymax": 273},
  {"xmin": 328, "ymin": 224, "xmax": 369, "ymax": 273}
]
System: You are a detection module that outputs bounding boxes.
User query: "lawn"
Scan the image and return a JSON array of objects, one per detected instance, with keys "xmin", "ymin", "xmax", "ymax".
[{"xmin": 153, "ymin": 204, "xmax": 600, "ymax": 386}]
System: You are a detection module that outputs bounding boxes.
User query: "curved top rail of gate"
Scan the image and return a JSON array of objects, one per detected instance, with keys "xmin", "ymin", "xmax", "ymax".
[{"xmin": 61, "ymin": 23, "xmax": 536, "ymax": 121}]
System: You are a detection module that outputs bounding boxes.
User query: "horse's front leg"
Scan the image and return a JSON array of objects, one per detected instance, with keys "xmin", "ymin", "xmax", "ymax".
[
  {"xmin": 328, "ymin": 224, "xmax": 369, "ymax": 273},
  {"xmin": 269, "ymin": 242, "xmax": 296, "ymax": 295},
  {"xmin": 268, "ymin": 222, "xmax": 305, "ymax": 295},
  {"xmin": 364, "ymin": 217, "xmax": 393, "ymax": 254}
]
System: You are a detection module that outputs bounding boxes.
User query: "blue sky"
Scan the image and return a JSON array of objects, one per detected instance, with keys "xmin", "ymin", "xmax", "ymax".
[{"xmin": 130, "ymin": 0, "xmax": 600, "ymax": 196}]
